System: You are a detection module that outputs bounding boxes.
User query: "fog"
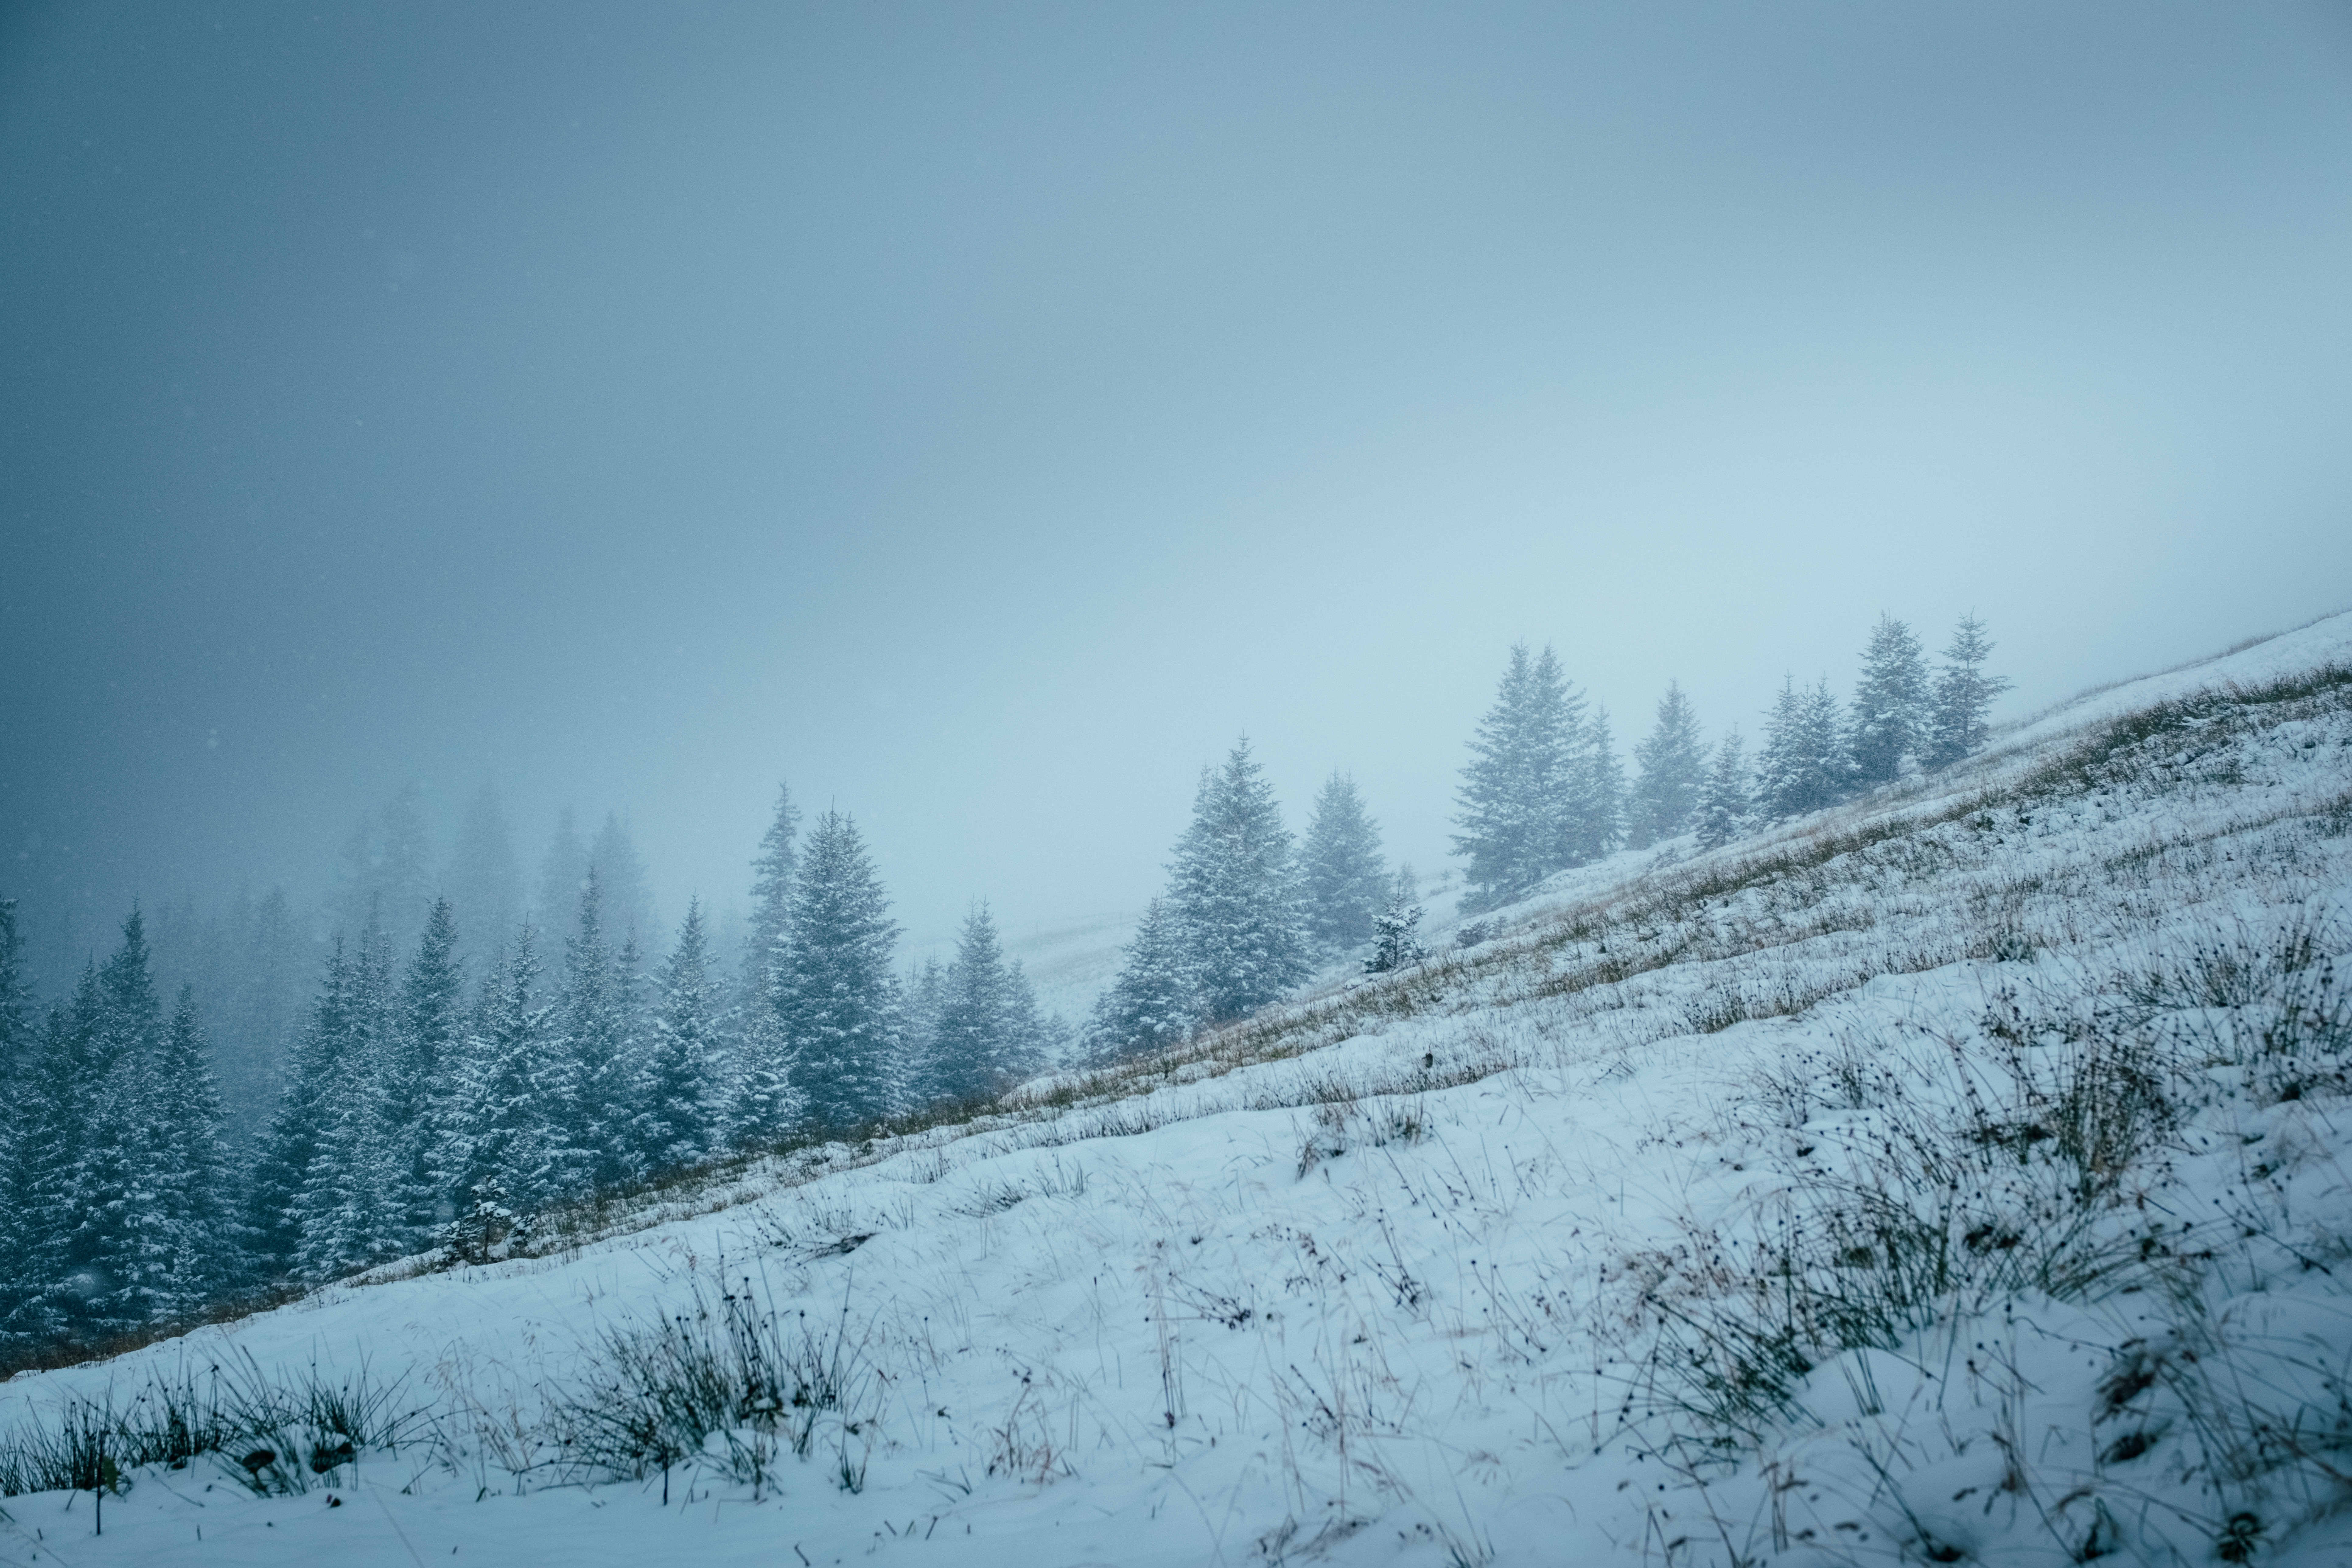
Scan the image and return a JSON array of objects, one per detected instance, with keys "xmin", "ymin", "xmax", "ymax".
[{"xmin": 4, "ymin": 1, "xmax": 2350, "ymax": 971}]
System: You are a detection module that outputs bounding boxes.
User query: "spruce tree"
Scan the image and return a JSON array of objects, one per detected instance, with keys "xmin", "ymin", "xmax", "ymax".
[
  {"xmin": 1848, "ymin": 614, "xmax": 1929, "ymax": 788},
  {"xmin": 733, "ymin": 783, "xmax": 801, "ymax": 1142},
  {"xmin": 536, "ymin": 806, "xmax": 588, "ymax": 930},
  {"xmin": 1363, "ymin": 868, "xmax": 1426, "ymax": 974},
  {"xmin": 291, "ymin": 914, "xmax": 403, "ymax": 1281},
  {"xmin": 775, "ymin": 810, "xmax": 903, "ymax": 1131},
  {"xmin": 1168, "ymin": 740, "xmax": 1309, "ymax": 1022},
  {"xmin": 1564, "ymin": 705, "xmax": 1626, "ymax": 865},
  {"xmin": 633, "ymin": 899, "xmax": 724, "ymax": 1175},
  {"xmin": 1759, "ymin": 677, "xmax": 1849, "ymax": 819},
  {"xmin": 247, "ymin": 938, "xmax": 354, "ymax": 1279},
  {"xmin": 437, "ymin": 924, "xmax": 556, "ymax": 1251},
  {"xmin": 918, "ymin": 903, "xmax": 1044, "ymax": 1106},
  {"xmin": 1628, "ymin": 683, "xmax": 1705, "ymax": 847},
  {"xmin": 0, "ymin": 900, "xmax": 37, "ymax": 1346},
  {"xmin": 1088, "ymin": 897, "xmax": 1197, "ymax": 1060},
  {"xmin": 1695, "ymin": 730, "xmax": 1752, "ymax": 850},
  {"xmin": 145, "ymin": 987, "xmax": 236, "ymax": 1313},
  {"xmin": 1298, "ymin": 772, "xmax": 1388, "ymax": 958},
  {"xmin": 1451, "ymin": 644, "xmax": 1582, "ymax": 910},
  {"xmin": 47, "ymin": 911, "xmax": 168, "ymax": 1332},
  {"xmin": 552, "ymin": 867, "xmax": 639, "ymax": 1190},
  {"xmin": 7, "ymin": 993, "xmax": 90, "ymax": 1344},
  {"xmin": 1924, "ymin": 613, "xmax": 2012, "ymax": 768},
  {"xmin": 446, "ymin": 782, "xmax": 525, "ymax": 959},
  {"xmin": 390, "ymin": 899, "xmax": 466, "ymax": 1249}
]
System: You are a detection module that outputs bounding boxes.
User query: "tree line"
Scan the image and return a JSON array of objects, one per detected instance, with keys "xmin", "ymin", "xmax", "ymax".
[{"xmin": 0, "ymin": 609, "xmax": 2006, "ymax": 1362}]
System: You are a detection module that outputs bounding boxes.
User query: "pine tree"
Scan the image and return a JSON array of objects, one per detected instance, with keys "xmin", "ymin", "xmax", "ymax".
[
  {"xmin": 1451, "ymin": 644, "xmax": 1583, "ymax": 911},
  {"xmin": 291, "ymin": 913, "xmax": 403, "ymax": 1282},
  {"xmin": 145, "ymin": 987, "xmax": 236, "ymax": 1313},
  {"xmin": 1363, "ymin": 868, "xmax": 1426, "ymax": 974},
  {"xmin": 551, "ymin": 867, "xmax": 641, "ymax": 1190},
  {"xmin": 776, "ymin": 810, "xmax": 903, "ymax": 1131},
  {"xmin": 49, "ymin": 911, "xmax": 169, "ymax": 1332},
  {"xmin": 633, "ymin": 899, "xmax": 724, "ymax": 1175},
  {"xmin": 1759, "ymin": 677, "xmax": 1849, "ymax": 819},
  {"xmin": 1088, "ymin": 898, "xmax": 1197, "ymax": 1060},
  {"xmin": 446, "ymin": 782, "xmax": 524, "ymax": 959},
  {"xmin": 1628, "ymin": 683, "xmax": 1706, "ymax": 847},
  {"xmin": 1924, "ymin": 613, "xmax": 2012, "ymax": 769},
  {"xmin": 7, "ymin": 992, "xmax": 92, "ymax": 1343},
  {"xmin": 1168, "ymin": 740, "xmax": 1309, "ymax": 1022},
  {"xmin": 1563, "ymin": 704, "xmax": 1626, "ymax": 864},
  {"xmin": 211, "ymin": 886, "xmax": 306, "ymax": 1149},
  {"xmin": 437, "ymin": 924, "xmax": 556, "ymax": 1251},
  {"xmin": 589, "ymin": 811, "xmax": 656, "ymax": 959},
  {"xmin": 1298, "ymin": 772, "xmax": 1388, "ymax": 957},
  {"xmin": 536, "ymin": 806, "xmax": 588, "ymax": 930},
  {"xmin": 917, "ymin": 903, "xmax": 1045, "ymax": 1106},
  {"xmin": 1848, "ymin": 614, "xmax": 1929, "ymax": 788},
  {"xmin": 1695, "ymin": 730, "xmax": 1752, "ymax": 850},
  {"xmin": 733, "ymin": 784, "xmax": 801, "ymax": 1143},
  {"xmin": 247, "ymin": 938, "xmax": 354, "ymax": 1279},
  {"xmin": 0, "ymin": 905, "xmax": 62, "ymax": 1348},
  {"xmin": 389, "ymin": 899, "xmax": 466, "ymax": 1250}
]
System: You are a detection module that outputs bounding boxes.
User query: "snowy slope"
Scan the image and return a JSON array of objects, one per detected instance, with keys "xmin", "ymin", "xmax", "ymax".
[{"xmin": 6, "ymin": 615, "xmax": 2352, "ymax": 1568}]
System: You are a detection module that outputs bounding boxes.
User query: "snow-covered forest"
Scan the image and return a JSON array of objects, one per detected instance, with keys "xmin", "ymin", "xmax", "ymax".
[
  {"xmin": 3, "ymin": 607, "xmax": 2349, "ymax": 1566},
  {"xmin": 0, "ymin": 612, "xmax": 2010, "ymax": 1368}
]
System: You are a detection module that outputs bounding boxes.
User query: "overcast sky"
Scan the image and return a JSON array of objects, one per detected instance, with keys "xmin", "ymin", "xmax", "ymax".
[{"xmin": 4, "ymin": 1, "xmax": 2349, "ymax": 962}]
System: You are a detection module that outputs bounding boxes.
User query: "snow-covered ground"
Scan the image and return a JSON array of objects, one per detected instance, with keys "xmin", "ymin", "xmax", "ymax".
[{"xmin": 6, "ymin": 613, "xmax": 2352, "ymax": 1567}]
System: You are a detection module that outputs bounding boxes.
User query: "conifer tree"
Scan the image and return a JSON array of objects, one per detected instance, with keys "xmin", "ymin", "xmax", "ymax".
[
  {"xmin": 589, "ymin": 811, "xmax": 656, "ymax": 960},
  {"xmin": 1088, "ymin": 897, "xmax": 1197, "ymax": 1060},
  {"xmin": 918, "ymin": 903, "xmax": 1044, "ymax": 1106},
  {"xmin": 247, "ymin": 938, "xmax": 354, "ymax": 1279},
  {"xmin": 1848, "ymin": 614, "xmax": 1929, "ymax": 788},
  {"xmin": 0, "ymin": 899, "xmax": 36, "ymax": 1343},
  {"xmin": 437, "ymin": 924, "xmax": 556, "ymax": 1248},
  {"xmin": 292, "ymin": 913, "xmax": 402, "ymax": 1281},
  {"xmin": 389, "ymin": 899, "xmax": 466, "ymax": 1249},
  {"xmin": 1299, "ymin": 772, "xmax": 1388, "ymax": 957},
  {"xmin": 1758, "ymin": 677, "xmax": 1849, "ymax": 819},
  {"xmin": 1452, "ymin": 644, "xmax": 1583, "ymax": 910},
  {"xmin": 775, "ymin": 810, "xmax": 902, "ymax": 1130},
  {"xmin": 1695, "ymin": 730, "xmax": 1752, "ymax": 850},
  {"xmin": 733, "ymin": 784, "xmax": 801, "ymax": 1142},
  {"xmin": 633, "ymin": 899, "xmax": 724, "ymax": 1175},
  {"xmin": 1628, "ymin": 683, "xmax": 1706, "ymax": 847},
  {"xmin": 552, "ymin": 867, "xmax": 639, "ymax": 1189},
  {"xmin": 1363, "ymin": 868, "xmax": 1426, "ymax": 974},
  {"xmin": 536, "ymin": 806, "xmax": 588, "ymax": 930},
  {"xmin": 1924, "ymin": 613, "xmax": 2012, "ymax": 768},
  {"xmin": 1564, "ymin": 705, "xmax": 1626, "ymax": 864},
  {"xmin": 213, "ymin": 885, "xmax": 307, "ymax": 1148},
  {"xmin": 145, "ymin": 987, "xmax": 236, "ymax": 1312},
  {"xmin": 446, "ymin": 782, "xmax": 524, "ymax": 959},
  {"xmin": 7, "ymin": 992, "xmax": 91, "ymax": 1343},
  {"xmin": 375, "ymin": 783, "xmax": 436, "ymax": 948},
  {"xmin": 1168, "ymin": 740, "xmax": 1309, "ymax": 1021}
]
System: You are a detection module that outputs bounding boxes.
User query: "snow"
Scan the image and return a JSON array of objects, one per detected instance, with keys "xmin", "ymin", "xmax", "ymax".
[{"xmin": 8, "ymin": 614, "xmax": 2352, "ymax": 1566}]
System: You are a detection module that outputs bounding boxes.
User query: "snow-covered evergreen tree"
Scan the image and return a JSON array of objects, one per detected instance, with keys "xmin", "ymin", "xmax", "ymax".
[
  {"xmin": 291, "ymin": 913, "xmax": 403, "ymax": 1281},
  {"xmin": 1924, "ymin": 613, "xmax": 2012, "ymax": 768},
  {"xmin": 1564, "ymin": 705, "xmax": 1626, "ymax": 865},
  {"xmin": 917, "ymin": 903, "xmax": 1046, "ymax": 1106},
  {"xmin": 536, "ymin": 805, "xmax": 588, "ymax": 931},
  {"xmin": 1848, "ymin": 614, "xmax": 1929, "ymax": 788},
  {"xmin": 1299, "ymin": 772, "xmax": 1387, "ymax": 958},
  {"xmin": 1168, "ymin": 740, "xmax": 1309, "ymax": 1022},
  {"xmin": 389, "ymin": 899, "xmax": 466, "ymax": 1249},
  {"xmin": 1758, "ymin": 677, "xmax": 1849, "ymax": 819},
  {"xmin": 1695, "ymin": 730, "xmax": 1752, "ymax": 850},
  {"xmin": 437, "ymin": 924, "xmax": 556, "ymax": 1246},
  {"xmin": 145, "ymin": 986, "xmax": 236, "ymax": 1312},
  {"xmin": 1452, "ymin": 644, "xmax": 1583, "ymax": 911},
  {"xmin": 1628, "ymin": 683, "xmax": 1705, "ymax": 847},
  {"xmin": 247, "ymin": 938, "xmax": 354, "ymax": 1278},
  {"xmin": 8, "ymin": 985, "xmax": 95, "ymax": 1341},
  {"xmin": 633, "ymin": 899, "xmax": 724, "ymax": 1175},
  {"xmin": 1363, "ymin": 869, "xmax": 1426, "ymax": 974},
  {"xmin": 551, "ymin": 867, "xmax": 641, "ymax": 1190},
  {"xmin": 776, "ymin": 809, "xmax": 902, "ymax": 1130},
  {"xmin": 588, "ymin": 811, "xmax": 656, "ymax": 961},
  {"xmin": 1088, "ymin": 897, "xmax": 1197, "ymax": 1060},
  {"xmin": 732, "ymin": 783, "xmax": 801, "ymax": 1143},
  {"xmin": 446, "ymin": 782, "xmax": 524, "ymax": 959}
]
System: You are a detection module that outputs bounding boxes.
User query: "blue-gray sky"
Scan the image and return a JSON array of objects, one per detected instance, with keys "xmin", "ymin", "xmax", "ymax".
[{"xmin": 4, "ymin": 1, "xmax": 2350, "ymax": 961}]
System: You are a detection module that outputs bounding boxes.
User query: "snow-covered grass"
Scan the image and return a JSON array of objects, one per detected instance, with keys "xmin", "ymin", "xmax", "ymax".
[{"xmin": 7, "ymin": 615, "xmax": 2352, "ymax": 1566}]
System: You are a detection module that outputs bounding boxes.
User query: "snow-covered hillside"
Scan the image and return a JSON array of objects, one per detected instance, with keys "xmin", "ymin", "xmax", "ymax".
[{"xmin": 7, "ymin": 614, "xmax": 2352, "ymax": 1567}]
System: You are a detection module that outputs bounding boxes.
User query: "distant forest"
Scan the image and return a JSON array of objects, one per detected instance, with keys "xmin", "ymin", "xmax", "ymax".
[{"xmin": 0, "ymin": 612, "xmax": 2005, "ymax": 1365}]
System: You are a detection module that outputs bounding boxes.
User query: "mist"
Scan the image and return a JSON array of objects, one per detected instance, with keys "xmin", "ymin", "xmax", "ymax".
[{"xmin": 5, "ymin": 0, "xmax": 2350, "ymax": 972}]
